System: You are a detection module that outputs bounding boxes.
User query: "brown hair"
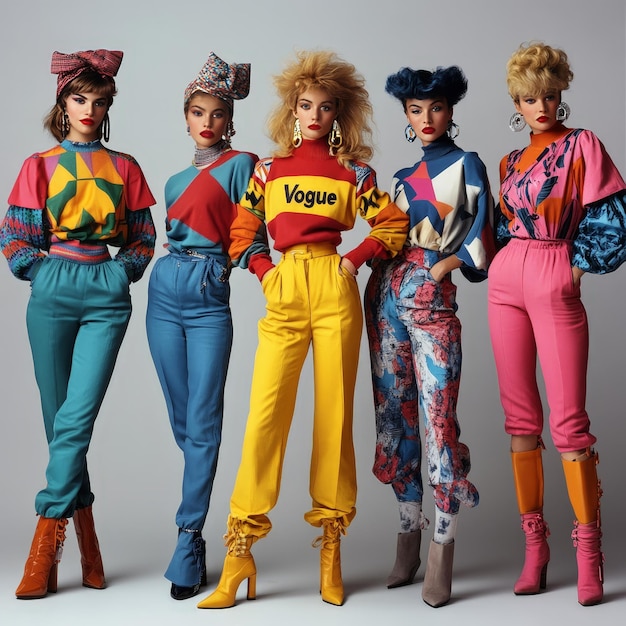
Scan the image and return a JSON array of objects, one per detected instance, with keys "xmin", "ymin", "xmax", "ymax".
[{"xmin": 44, "ymin": 70, "xmax": 117, "ymax": 142}]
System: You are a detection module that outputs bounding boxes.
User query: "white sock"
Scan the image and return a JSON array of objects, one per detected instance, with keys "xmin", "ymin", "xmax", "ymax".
[
  {"xmin": 433, "ymin": 510, "xmax": 458, "ymax": 544},
  {"xmin": 398, "ymin": 502, "xmax": 429, "ymax": 532}
]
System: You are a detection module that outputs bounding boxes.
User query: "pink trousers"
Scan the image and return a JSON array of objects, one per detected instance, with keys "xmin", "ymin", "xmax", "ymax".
[{"xmin": 488, "ymin": 238, "xmax": 596, "ymax": 453}]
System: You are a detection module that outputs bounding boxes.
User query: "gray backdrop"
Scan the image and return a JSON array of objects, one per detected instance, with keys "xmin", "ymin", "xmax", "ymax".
[{"xmin": 1, "ymin": 1, "xmax": 624, "ymax": 624}]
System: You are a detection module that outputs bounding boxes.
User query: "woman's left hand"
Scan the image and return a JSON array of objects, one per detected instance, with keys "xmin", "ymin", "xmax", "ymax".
[
  {"xmin": 339, "ymin": 257, "xmax": 357, "ymax": 277},
  {"xmin": 429, "ymin": 256, "xmax": 462, "ymax": 283},
  {"xmin": 572, "ymin": 265, "xmax": 585, "ymax": 286}
]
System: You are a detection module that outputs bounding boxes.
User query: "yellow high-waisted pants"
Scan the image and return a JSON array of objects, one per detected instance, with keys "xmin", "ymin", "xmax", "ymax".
[{"xmin": 230, "ymin": 243, "xmax": 361, "ymax": 538}]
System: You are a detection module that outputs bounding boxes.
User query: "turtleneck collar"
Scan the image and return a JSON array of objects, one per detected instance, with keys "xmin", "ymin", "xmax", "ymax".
[
  {"xmin": 61, "ymin": 139, "xmax": 103, "ymax": 152},
  {"xmin": 293, "ymin": 137, "xmax": 334, "ymax": 160},
  {"xmin": 421, "ymin": 135, "xmax": 459, "ymax": 161},
  {"xmin": 528, "ymin": 123, "xmax": 571, "ymax": 149}
]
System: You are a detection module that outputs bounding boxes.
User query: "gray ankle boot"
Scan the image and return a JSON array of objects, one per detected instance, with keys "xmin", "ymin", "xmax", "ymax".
[
  {"xmin": 422, "ymin": 539, "xmax": 454, "ymax": 607},
  {"xmin": 387, "ymin": 530, "xmax": 421, "ymax": 588}
]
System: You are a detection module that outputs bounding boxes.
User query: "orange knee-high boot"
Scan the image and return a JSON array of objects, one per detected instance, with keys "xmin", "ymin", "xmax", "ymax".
[
  {"xmin": 562, "ymin": 450, "xmax": 603, "ymax": 606},
  {"xmin": 197, "ymin": 518, "xmax": 257, "ymax": 609},
  {"xmin": 74, "ymin": 506, "xmax": 106, "ymax": 589},
  {"xmin": 511, "ymin": 447, "xmax": 550, "ymax": 595},
  {"xmin": 16, "ymin": 516, "xmax": 68, "ymax": 599},
  {"xmin": 313, "ymin": 518, "xmax": 346, "ymax": 606}
]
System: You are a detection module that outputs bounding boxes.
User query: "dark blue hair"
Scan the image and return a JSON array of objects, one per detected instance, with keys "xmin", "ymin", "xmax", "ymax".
[{"xmin": 385, "ymin": 65, "xmax": 467, "ymax": 107}]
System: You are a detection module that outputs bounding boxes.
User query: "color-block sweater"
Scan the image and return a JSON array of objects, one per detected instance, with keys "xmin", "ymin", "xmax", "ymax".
[
  {"xmin": 0, "ymin": 139, "xmax": 156, "ymax": 281},
  {"xmin": 229, "ymin": 138, "xmax": 409, "ymax": 280}
]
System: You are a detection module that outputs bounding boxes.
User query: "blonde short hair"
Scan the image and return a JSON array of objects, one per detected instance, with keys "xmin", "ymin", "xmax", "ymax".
[{"xmin": 506, "ymin": 42, "xmax": 573, "ymax": 102}]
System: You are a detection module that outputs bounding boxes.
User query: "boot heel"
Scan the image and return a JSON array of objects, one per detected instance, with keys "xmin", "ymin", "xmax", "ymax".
[
  {"xmin": 247, "ymin": 573, "xmax": 256, "ymax": 600},
  {"xmin": 47, "ymin": 563, "xmax": 58, "ymax": 593},
  {"xmin": 539, "ymin": 563, "xmax": 548, "ymax": 590}
]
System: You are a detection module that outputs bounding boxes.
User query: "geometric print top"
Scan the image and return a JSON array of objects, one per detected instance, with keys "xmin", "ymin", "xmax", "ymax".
[
  {"xmin": 1, "ymin": 139, "xmax": 156, "ymax": 281},
  {"xmin": 498, "ymin": 125, "xmax": 626, "ymax": 274},
  {"xmin": 391, "ymin": 135, "xmax": 495, "ymax": 282},
  {"xmin": 163, "ymin": 150, "xmax": 257, "ymax": 260},
  {"xmin": 8, "ymin": 139, "xmax": 156, "ymax": 246}
]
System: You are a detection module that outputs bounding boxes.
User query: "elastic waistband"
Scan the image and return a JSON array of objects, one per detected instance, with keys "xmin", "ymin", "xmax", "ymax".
[
  {"xmin": 282, "ymin": 242, "xmax": 337, "ymax": 260},
  {"xmin": 508, "ymin": 237, "xmax": 572, "ymax": 251},
  {"xmin": 48, "ymin": 241, "xmax": 111, "ymax": 264}
]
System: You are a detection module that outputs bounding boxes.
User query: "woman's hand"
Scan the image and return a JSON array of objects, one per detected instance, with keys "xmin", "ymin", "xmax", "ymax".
[
  {"xmin": 572, "ymin": 265, "xmax": 585, "ymax": 286},
  {"xmin": 339, "ymin": 257, "xmax": 357, "ymax": 277},
  {"xmin": 429, "ymin": 255, "xmax": 462, "ymax": 283}
]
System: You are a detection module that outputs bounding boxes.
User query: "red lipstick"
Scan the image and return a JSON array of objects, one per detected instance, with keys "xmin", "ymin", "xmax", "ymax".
[
  {"xmin": 200, "ymin": 130, "xmax": 214, "ymax": 138},
  {"xmin": 422, "ymin": 127, "xmax": 435, "ymax": 134},
  {"xmin": 537, "ymin": 116, "xmax": 549, "ymax": 123},
  {"xmin": 80, "ymin": 119, "xmax": 94, "ymax": 126},
  {"xmin": 308, "ymin": 124, "xmax": 321, "ymax": 130}
]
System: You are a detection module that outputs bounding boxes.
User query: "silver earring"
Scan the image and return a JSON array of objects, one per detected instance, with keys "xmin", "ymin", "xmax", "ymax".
[
  {"xmin": 509, "ymin": 112, "xmax": 526, "ymax": 132},
  {"xmin": 224, "ymin": 120, "xmax": 235, "ymax": 145},
  {"xmin": 405, "ymin": 124, "xmax": 417, "ymax": 143},
  {"xmin": 186, "ymin": 125, "xmax": 190, "ymax": 135},
  {"xmin": 447, "ymin": 121, "xmax": 459, "ymax": 140},
  {"xmin": 292, "ymin": 118, "xmax": 302, "ymax": 148},
  {"xmin": 101, "ymin": 113, "xmax": 110, "ymax": 142},
  {"xmin": 61, "ymin": 111, "xmax": 69, "ymax": 138},
  {"xmin": 556, "ymin": 102, "xmax": 570, "ymax": 122}
]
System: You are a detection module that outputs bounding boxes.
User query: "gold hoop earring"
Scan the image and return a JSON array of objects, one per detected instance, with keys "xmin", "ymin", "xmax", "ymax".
[
  {"xmin": 329, "ymin": 119, "xmax": 343, "ymax": 154},
  {"xmin": 293, "ymin": 118, "xmax": 302, "ymax": 148}
]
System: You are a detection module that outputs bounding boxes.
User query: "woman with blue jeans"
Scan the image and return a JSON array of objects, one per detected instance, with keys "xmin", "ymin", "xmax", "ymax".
[{"xmin": 146, "ymin": 52, "xmax": 256, "ymax": 600}]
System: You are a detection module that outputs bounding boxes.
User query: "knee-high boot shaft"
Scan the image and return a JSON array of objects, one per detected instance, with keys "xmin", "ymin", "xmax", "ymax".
[
  {"xmin": 511, "ymin": 448, "xmax": 550, "ymax": 595},
  {"xmin": 16, "ymin": 516, "xmax": 68, "ymax": 599},
  {"xmin": 562, "ymin": 450, "xmax": 603, "ymax": 606},
  {"xmin": 73, "ymin": 506, "xmax": 106, "ymax": 590},
  {"xmin": 314, "ymin": 518, "xmax": 346, "ymax": 606},
  {"xmin": 197, "ymin": 518, "xmax": 257, "ymax": 609}
]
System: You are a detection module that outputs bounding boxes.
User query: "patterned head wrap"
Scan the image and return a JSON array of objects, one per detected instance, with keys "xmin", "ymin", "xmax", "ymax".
[
  {"xmin": 184, "ymin": 52, "xmax": 251, "ymax": 108},
  {"xmin": 51, "ymin": 49, "xmax": 124, "ymax": 97}
]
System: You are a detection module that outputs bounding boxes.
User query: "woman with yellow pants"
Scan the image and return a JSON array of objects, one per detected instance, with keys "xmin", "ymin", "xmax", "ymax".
[{"xmin": 197, "ymin": 50, "xmax": 408, "ymax": 609}]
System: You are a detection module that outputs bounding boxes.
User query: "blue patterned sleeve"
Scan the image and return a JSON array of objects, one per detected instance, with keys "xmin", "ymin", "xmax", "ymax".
[
  {"xmin": 113, "ymin": 207, "xmax": 156, "ymax": 282},
  {"xmin": 458, "ymin": 153, "xmax": 496, "ymax": 283},
  {"xmin": 572, "ymin": 190, "xmax": 626, "ymax": 274},
  {"xmin": 0, "ymin": 205, "xmax": 48, "ymax": 280}
]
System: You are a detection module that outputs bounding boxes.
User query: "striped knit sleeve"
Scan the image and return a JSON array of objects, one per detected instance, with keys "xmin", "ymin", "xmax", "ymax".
[
  {"xmin": 343, "ymin": 163, "xmax": 409, "ymax": 269},
  {"xmin": 113, "ymin": 207, "xmax": 156, "ymax": 282},
  {"xmin": 0, "ymin": 205, "xmax": 48, "ymax": 280}
]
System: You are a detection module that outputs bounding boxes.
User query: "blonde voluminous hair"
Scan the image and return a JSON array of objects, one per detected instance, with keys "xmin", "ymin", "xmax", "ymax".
[
  {"xmin": 506, "ymin": 42, "xmax": 573, "ymax": 102},
  {"xmin": 268, "ymin": 50, "xmax": 373, "ymax": 168}
]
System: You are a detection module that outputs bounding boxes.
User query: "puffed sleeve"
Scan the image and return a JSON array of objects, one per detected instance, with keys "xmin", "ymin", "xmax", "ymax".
[
  {"xmin": 457, "ymin": 152, "xmax": 496, "ymax": 283},
  {"xmin": 571, "ymin": 131, "xmax": 626, "ymax": 274}
]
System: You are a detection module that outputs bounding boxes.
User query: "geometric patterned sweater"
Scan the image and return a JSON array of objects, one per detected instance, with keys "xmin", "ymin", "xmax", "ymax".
[{"xmin": 0, "ymin": 139, "xmax": 156, "ymax": 281}]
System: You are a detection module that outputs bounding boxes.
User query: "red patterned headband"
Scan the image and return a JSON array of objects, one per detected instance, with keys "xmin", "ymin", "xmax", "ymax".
[{"xmin": 51, "ymin": 49, "xmax": 124, "ymax": 97}]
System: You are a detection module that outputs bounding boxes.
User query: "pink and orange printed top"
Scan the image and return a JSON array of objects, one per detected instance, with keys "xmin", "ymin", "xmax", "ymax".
[{"xmin": 498, "ymin": 125, "xmax": 626, "ymax": 273}]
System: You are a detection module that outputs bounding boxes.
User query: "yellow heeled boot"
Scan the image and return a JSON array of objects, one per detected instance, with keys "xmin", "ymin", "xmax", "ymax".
[
  {"xmin": 313, "ymin": 518, "xmax": 346, "ymax": 606},
  {"xmin": 562, "ymin": 450, "xmax": 603, "ymax": 606},
  {"xmin": 197, "ymin": 520, "xmax": 257, "ymax": 609}
]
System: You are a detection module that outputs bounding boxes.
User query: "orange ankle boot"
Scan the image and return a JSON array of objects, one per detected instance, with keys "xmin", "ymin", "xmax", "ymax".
[
  {"xmin": 74, "ymin": 506, "xmax": 106, "ymax": 589},
  {"xmin": 16, "ymin": 516, "xmax": 68, "ymax": 599}
]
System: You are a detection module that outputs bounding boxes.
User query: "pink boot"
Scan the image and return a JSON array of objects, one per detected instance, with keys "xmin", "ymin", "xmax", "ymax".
[
  {"xmin": 514, "ymin": 512, "xmax": 550, "ymax": 595},
  {"xmin": 572, "ymin": 520, "xmax": 603, "ymax": 606}
]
